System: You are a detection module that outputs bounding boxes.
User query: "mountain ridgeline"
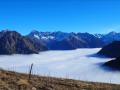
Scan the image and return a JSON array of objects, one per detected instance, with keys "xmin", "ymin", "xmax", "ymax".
[
  {"xmin": 27, "ymin": 31, "xmax": 105, "ymax": 50},
  {"xmin": 0, "ymin": 30, "xmax": 120, "ymax": 55},
  {"xmin": 28, "ymin": 31, "xmax": 120, "ymax": 50}
]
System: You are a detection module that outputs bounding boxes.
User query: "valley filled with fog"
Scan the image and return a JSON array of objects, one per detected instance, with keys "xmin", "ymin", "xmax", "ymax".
[{"xmin": 0, "ymin": 48, "xmax": 120, "ymax": 84}]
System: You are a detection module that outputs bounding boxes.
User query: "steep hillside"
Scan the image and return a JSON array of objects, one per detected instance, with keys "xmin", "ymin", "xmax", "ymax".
[
  {"xmin": 0, "ymin": 69, "xmax": 120, "ymax": 90},
  {"xmin": 104, "ymin": 57, "xmax": 120, "ymax": 70},
  {"xmin": 97, "ymin": 41, "xmax": 120, "ymax": 58},
  {"xmin": 0, "ymin": 30, "xmax": 47, "ymax": 55}
]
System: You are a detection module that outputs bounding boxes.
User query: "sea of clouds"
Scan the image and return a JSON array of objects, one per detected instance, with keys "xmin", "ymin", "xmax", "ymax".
[{"xmin": 0, "ymin": 48, "xmax": 120, "ymax": 84}]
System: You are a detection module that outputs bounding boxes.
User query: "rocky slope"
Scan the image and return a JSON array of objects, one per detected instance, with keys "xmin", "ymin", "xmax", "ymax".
[
  {"xmin": 100, "ymin": 31, "xmax": 120, "ymax": 45},
  {"xmin": 47, "ymin": 34, "xmax": 88, "ymax": 50},
  {"xmin": 28, "ymin": 31, "xmax": 104, "ymax": 50},
  {"xmin": 77, "ymin": 32, "xmax": 104, "ymax": 48},
  {"xmin": 0, "ymin": 30, "xmax": 47, "ymax": 55}
]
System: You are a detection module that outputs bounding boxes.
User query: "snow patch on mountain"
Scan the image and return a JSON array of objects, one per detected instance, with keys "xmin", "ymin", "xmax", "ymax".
[{"xmin": 34, "ymin": 34, "xmax": 40, "ymax": 39}]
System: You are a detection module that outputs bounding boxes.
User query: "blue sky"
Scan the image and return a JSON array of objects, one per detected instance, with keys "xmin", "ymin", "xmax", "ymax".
[{"xmin": 0, "ymin": 0, "xmax": 120, "ymax": 35}]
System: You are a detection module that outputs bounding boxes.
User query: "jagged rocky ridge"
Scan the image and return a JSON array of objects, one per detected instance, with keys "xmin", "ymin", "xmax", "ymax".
[
  {"xmin": 28, "ymin": 30, "xmax": 120, "ymax": 50},
  {"xmin": 27, "ymin": 31, "xmax": 104, "ymax": 50},
  {"xmin": 0, "ymin": 30, "xmax": 120, "ymax": 54}
]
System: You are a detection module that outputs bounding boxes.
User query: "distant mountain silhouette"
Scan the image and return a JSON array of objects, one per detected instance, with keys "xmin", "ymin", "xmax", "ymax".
[
  {"xmin": 100, "ymin": 31, "xmax": 120, "ymax": 45},
  {"xmin": 28, "ymin": 31, "xmax": 104, "ymax": 50},
  {"xmin": 47, "ymin": 34, "xmax": 88, "ymax": 50},
  {"xmin": 77, "ymin": 33, "xmax": 104, "ymax": 48},
  {"xmin": 104, "ymin": 57, "xmax": 120, "ymax": 70},
  {"xmin": 1, "ymin": 30, "xmax": 120, "ymax": 53},
  {"xmin": 97, "ymin": 41, "xmax": 120, "ymax": 58}
]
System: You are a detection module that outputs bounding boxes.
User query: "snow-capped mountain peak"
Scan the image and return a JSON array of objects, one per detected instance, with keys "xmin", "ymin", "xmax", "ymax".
[{"xmin": 94, "ymin": 34, "xmax": 104, "ymax": 38}]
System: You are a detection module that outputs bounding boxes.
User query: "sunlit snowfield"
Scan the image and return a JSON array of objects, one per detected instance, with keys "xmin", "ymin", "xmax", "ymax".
[{"xmin": 0, "ymin": 48, "xmax": 120, "ymax": 84}]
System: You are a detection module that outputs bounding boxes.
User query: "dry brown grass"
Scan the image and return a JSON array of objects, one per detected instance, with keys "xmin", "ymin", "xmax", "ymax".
[{"xmin": 0, "ymin": 69, "xmax": 120, "ymax": 90}]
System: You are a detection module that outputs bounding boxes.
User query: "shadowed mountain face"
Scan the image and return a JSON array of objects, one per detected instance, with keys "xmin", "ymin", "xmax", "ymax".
[
  {"xmin": 97, "ymin": 41, "xmax": 120, "ymax": 58},
  {"xmin": 28, "ymin": 31, "xmax": 104, "ymax": 50},
  {"xmin": 101, "ymin": 32, "xmax": 120, "ymax": 45},
  {"xmin": 77, "ymin": 33, "xmax": 104, "ymax": 48},
  {"xmin": 1, "ymin": 30, "xmax": 120, "ymax": 54},
  {"xmin": 47, "ymin": 35, "xmax": 88, "ymax": 50},
  {"xmin": 28, "ymin": 31, "xmax": 120, "ymax": 50},
  {"xmin": 104, "ymin": 57, "xmax": 120, "ymax": 70},
  {"xmin": 94, "ymin": 31, "xmax": 120, "ymax": 45},
  {"xmin": 0, "ymin": 31, "xmax": 47, "ymax": 55}
]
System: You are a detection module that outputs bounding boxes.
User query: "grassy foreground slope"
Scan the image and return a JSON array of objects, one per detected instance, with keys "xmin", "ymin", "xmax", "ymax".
[{"xmin": 0, "ymin": 69, "xmax": 120, "ymax": 90}]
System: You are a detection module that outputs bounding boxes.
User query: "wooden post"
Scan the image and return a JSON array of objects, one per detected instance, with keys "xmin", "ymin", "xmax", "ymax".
[{"xmin": 28, "ymin": 63, "xmax": 33, "ymax": 81}]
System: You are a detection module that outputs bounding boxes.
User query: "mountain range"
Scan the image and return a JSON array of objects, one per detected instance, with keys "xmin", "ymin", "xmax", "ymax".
[
  {"xmin": 27, "ymin": 30, "xmax": 120, "ymax": 50},
  {"xmin": 0, "ymin": 30, "xmax": 120, "ymax": 54}
]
